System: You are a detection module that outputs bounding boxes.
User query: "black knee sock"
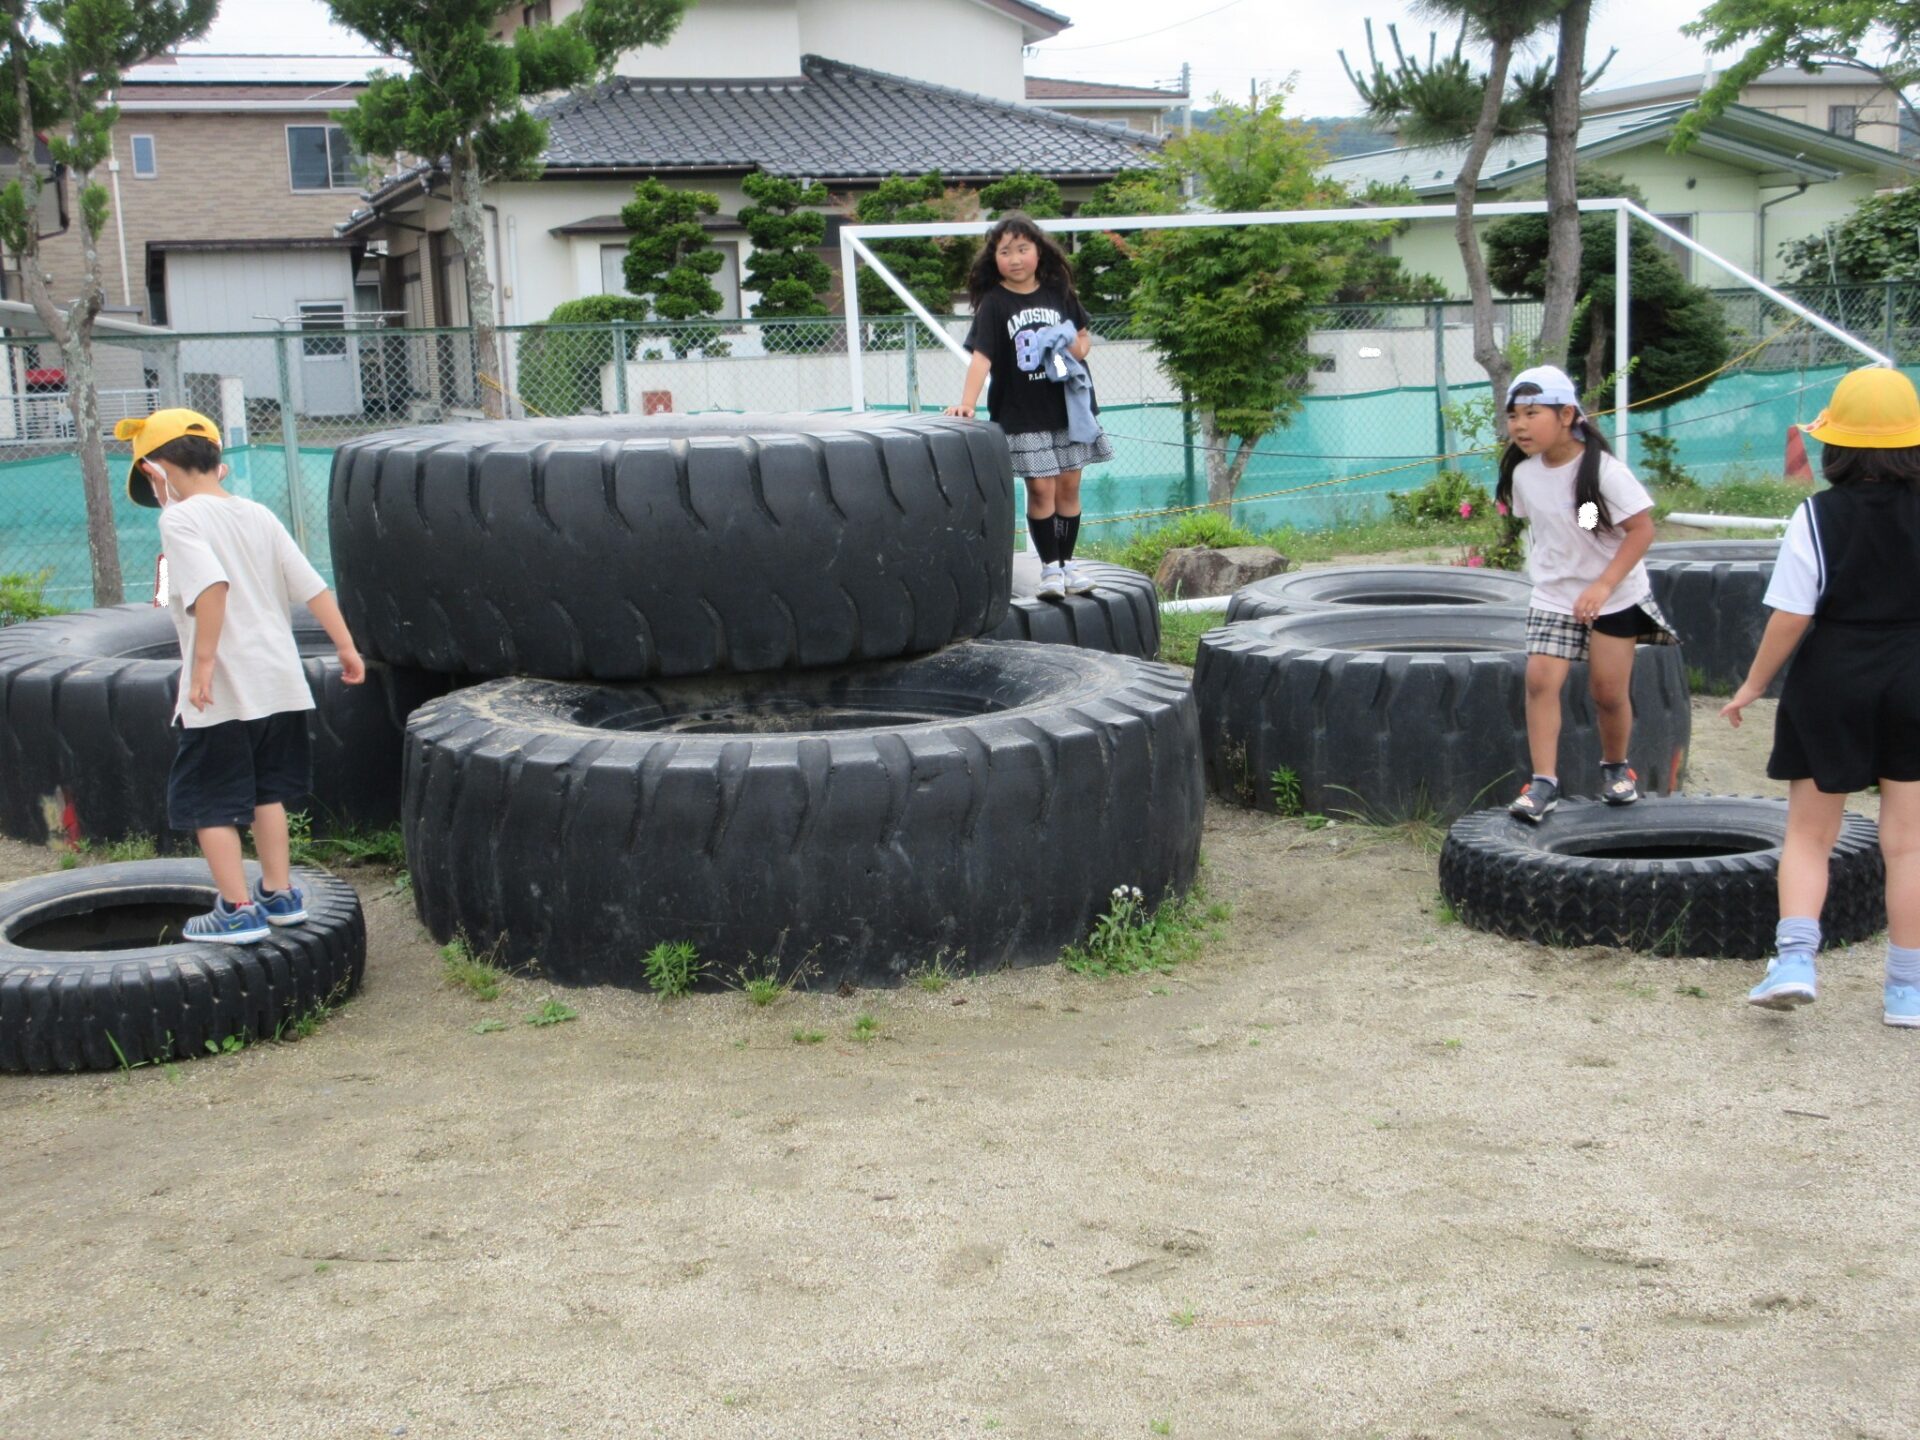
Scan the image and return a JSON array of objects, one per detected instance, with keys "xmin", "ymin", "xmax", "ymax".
[
  {"xmin": 1028, "ymin": 513, "xmax": 1058, "ymax": 564},
  {"xmin": 1055, "ymin": 512, "xmax": 1081, "ymax": 562}
]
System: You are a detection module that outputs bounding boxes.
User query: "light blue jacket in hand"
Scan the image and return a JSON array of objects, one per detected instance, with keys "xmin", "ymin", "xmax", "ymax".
[{"xmin": 1017, "ymin": 320, "xmax": 1102, "ymax": 445}]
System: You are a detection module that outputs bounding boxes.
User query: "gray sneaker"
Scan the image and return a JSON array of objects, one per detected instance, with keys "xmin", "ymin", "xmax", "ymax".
[{"xmin": 1509, "ymin": 777, "xmax": 1560, "ymax": 823}]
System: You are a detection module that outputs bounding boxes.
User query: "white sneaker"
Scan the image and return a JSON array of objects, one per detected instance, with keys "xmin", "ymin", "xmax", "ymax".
[
  {"xmin": 1063, "ymin": 561, "xmax": 1097, "ymax": 595},
  {"xmin": 1036, "ymin": 563, "xmax": 1066, "ymax": 600}
]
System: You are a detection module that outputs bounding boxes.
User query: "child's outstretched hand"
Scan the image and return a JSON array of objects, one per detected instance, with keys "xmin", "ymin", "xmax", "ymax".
[
  {"xmin": 337, "ymin": 646, "xmax": 366, "ymax": 685},
  {"xmin": 1720, "ymin": 682, "xmax": 1762, "ymax": 727},
  {"xmin": 943, "ymin": 404, "xmax": 976, "ymax": 419}
]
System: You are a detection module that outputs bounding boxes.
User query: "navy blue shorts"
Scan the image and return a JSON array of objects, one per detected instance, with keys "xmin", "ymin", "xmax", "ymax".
[{"xmin": 167, "ymin": 711, "xmax": 312, "ymax": 831}]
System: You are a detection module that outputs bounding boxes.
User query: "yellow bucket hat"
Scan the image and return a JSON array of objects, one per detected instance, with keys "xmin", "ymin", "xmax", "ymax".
[
  {"xmin": 1803, "ymin": 366, "xmax": 1920, "ymax": 450},
  {"xmin": 113, "ymin": 408, "xmax": 222, "ymax": 507}
]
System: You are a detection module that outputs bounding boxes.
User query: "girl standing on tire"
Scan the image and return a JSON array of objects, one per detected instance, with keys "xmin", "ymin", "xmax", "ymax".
[
  {"xmin": 1497, "ymin": 366, "xmax": 1679, "ymax": 822},
  {"xmin": 946, "ymin": 213, "xmax": 1114, "ymax": 600},
  {"xmin": 1722, "ymin": 366, "xmax": 1920, "ymax": 1028}
]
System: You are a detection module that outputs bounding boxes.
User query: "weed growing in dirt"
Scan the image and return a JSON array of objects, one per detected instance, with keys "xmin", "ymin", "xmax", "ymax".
[
  {"xmin": 105, "ymin": 1031, "xmax": 179, "ymax": 1083},
  {"xmin": 1158, "ymin": 607, "xmax": 1224, "ymax": 667},
  {"xmin": 1435, "ymin": 895, "xmax": 1459, "ymax": 924},
  {"xmin": 275, "ymin": 981, "xmax": 352, "ymax": 1042},
  {"xmin": 525, "ymin": 999, "xmax": 578, "ymax": 1027},
  {"xmin": 1675, "ymin": 984, "xmax": 1708, "ymax": 999},
  {"xmin": 1686, "ymin": 665, "xmax": 1735, "ymax": 698},
  {"xmin": 851, "ymin": 1013, "xmax": 879, "ymax": 1041},
  {"xmin": 644, "ymin": 940, "xmax": 702, "ymax": 998},
  {"xmin": 1170, "ymin": 1308, "xmax": 1196, "ymax": 1329},
  {"xmin": 742, "ymin": 974, "xmax": 783, "ymax": 1007},
  {"xmin": 1270, "ymin": 766, "xmax": 1303, "ymax": 817},
  {"xmin": 205, "ymin": 1033, "xmax": 246, "ymax": 1056},
  {"xmin": 440, "ymin": 934, "xmax": 509, "ymax": 1001},
  {"xmin": 792, "ymin": 1028, "xmax": 826, "ymax": 1045},
  {"xmin": 1221, "ymin": 741, "xmax": 1256, "ymax": 806},
  {"xmin": 1063, "ymin": 877, "xmax": 1227, "ymax": 978},
  {"xmin": 286, "ymin": 811, "xmax": 407, "ymax": 868},
  {"xmin": 58, "ymin": 852, "xmax": 78, "ymax": 870},
  {"xmin": 472, "ymin": 1018, "xmax": 509, "ymax": 1035},
  {"xmin": 910, "ymin": 951, "xmax": 956, "ymax": 993},
  {"xmin": 1151, "ymin": 1420, "xmax": 1173, "ymax": 1436},
  {"xmin": 102, "ymin": 834, "xmax": 157, "ymax": 862}
]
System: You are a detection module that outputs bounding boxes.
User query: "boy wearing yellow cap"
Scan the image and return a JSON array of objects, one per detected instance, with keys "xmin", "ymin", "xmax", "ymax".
[
  {"xmin": 114, "ymin": 408, "xmax": 365, "ymax": 944},
  {"xmin": 1722, "ymin": 366, "xmax": 1920, "ymax": 1028}
]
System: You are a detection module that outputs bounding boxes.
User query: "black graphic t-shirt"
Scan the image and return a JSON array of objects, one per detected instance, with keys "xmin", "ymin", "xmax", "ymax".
[{"xmin": 963, "ymin": 281, "xmax": 1096, "ymax": 437}]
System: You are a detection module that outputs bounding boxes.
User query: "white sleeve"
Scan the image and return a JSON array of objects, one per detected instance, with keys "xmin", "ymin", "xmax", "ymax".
[
  {"xmin": 1762, "ymin": 503, "xmax": 1821, "ymax": 615},
  {"xmin": 1598, "ymin": 455, "xmax": 1654, "ymax": 522},
  {"xmin": 158, "ymin": 506, "xmax": 228, "ymax": 610},
  {"xmin": 273, "ymin": 517, "xmax": 329, "ymax": 605}
]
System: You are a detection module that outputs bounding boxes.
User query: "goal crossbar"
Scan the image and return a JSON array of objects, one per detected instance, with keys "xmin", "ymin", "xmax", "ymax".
[{"xmin": 839, "ymin": 197, "xmax": 1893, "ymax": 446}]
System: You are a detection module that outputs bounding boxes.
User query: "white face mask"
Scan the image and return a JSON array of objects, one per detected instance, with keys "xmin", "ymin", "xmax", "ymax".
[{"xmin": 143, "ymin": 459, "xmax": 229, "ymax": 507}]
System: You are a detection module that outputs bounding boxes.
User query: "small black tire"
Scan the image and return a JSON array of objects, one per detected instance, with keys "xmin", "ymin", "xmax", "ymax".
[
  {"xmin": 1438, "ymin": 796, "xmax": 1884, "ymax": 958},
  {"xmin": 0, "ymin": 860, "xmax": 365, "ymax": 1073},
  {"xmin": 1226, "ymin": 564, "xmax": 1533, "ymax": 623},
  {"xmin": 1644, "ymin": 540, "xmax": 1782, "ymax": 696},
  {"xmin": 989, "ymin": 560, "xmax": 1161, "ymax": 659},
  {"xmin": 329, "ymin": 412, "xmax": 1015, "ymax": 680},
  {"xmin": 0, "ymin": 605, "xmax": 447, "ymax": 847},
  {"xmin": 1193, "ymin": 607, "xmax": 1692, "ymax": 822},
  {"xmin": 401, "ymin": 641, "xmax": 1204, "ymax": 989}
]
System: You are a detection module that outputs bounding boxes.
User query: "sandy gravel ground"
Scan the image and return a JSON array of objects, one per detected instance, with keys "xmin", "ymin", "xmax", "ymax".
[{"xmin": 1, "ymin": 695, "xmax": 1913, "ymax": 1440}]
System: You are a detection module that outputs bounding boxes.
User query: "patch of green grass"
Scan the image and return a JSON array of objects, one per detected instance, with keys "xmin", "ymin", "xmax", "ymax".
[
  {"xmin": 910, "ymin": 952, "xmax": 957, "ymax": 993},
  {"xmin": 1439, "ymin": 1037, "xmax": 1463, "ymax": 1051},
  {"xmin": 1434, "ymin": 895, "xmax": 1459, "ymax": 925},
  {"xmin": 1170, "ymin": 1308, "xmax": 1196, "ymax": 1329},
  {"xmin": 525, "ymin": 998, "xmax": 578, "ymax": 1027},
  {"xmin": 102, "ymin": 834, "xmax": 158, "ymax": 862},
  {"xmin": 644, "ymin": 940, "xmax": 702, "ymax": 999},
  {"xmin": 471, "ymin": 1018, "xmax": 509, "ymax": 1035},
  {"xmin": 1107, "ymin": 510, "xmax": 1256, "ymax": 577},
  {"xmin": 1156, "ymin": 606, "xmax": 1226, "ymax": 667},
  {"xmin": 440, "ymin": 934, "xmax": 509, "ymax": 1001},
  {"xmin": 791, "ymin": 1027, "xmax": 826, "ymax": 1045},
  {"xmin": 1063, "ymin": 874, "xmax": 1228, "ymax": 978},
  {"xmin": 1151, "ymin": 1420, "xmax": 1173, "ymax": 1437},
  {"xmin": 742, "ymin": 974, "xmax": 784, "ymax": 1007},
  {"xmin": 275, "ymin": 982, "xmax": 351, "ymax": 1042},
  {"xmin": 1270, "ymin": 766, "xmax": 1304, "ymax": 817},
  {"xmin": 851, "ymin": 1013, "xmax": 879, "ymax": 1042},
  {"xmin": 1686, "ymin": 665, "xmax": 1736, "ymax": 698},
  {"xmin": 58, "ymin": 852, "xmax": 79, "ymax": 870},
  {"xmin": 1674, "ymin": 984, "xmax": 1708, "ymax": 999},
  {"xmin": 284, "ymin": 810, "xmax": 406, "ymax": 869}
]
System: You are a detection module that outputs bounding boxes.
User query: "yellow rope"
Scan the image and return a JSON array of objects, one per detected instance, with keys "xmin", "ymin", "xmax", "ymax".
[
  {"xmin": 479, "ymin": 372, "xmax": 549, "ymax": 418},
  {"xmin": 1082, "ymin": 317, "xmax": 1809, "ymax": 528}
]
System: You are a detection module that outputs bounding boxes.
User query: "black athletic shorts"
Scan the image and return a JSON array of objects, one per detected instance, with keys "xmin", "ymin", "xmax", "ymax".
[{"xmin": 167, "ymin": 710, "xmax": 312, "ymax": 831}]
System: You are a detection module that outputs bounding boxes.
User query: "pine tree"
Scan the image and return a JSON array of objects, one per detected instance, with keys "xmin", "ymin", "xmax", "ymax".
[
  {"xmin": 738, "ymin": 170, "xmax": 833, "ymax": 352},
  {"xmin": 620, "ymin": 178, "xmax": 725, "ymax": 357}
]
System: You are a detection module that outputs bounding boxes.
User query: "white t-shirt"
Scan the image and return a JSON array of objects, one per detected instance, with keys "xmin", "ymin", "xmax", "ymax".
[
  {"xmin": 159, "ymin": 493, "xmax": 328, "ymax": 727},
  {"xmin": 1511, "ymin": 449, "xmax": 1656, "ymax": 615},
  {"xmin": 1761, "ymin": 501, "xmax": 1821, "ymax": 615}
]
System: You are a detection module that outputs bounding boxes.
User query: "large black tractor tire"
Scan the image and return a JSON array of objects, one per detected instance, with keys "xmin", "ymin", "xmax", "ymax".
[
  {"xmin": 0, "ymin": 860, "xmax": 365, "ymax": 1072},
  {"xmin": 330, "ymin": 412, "xmax": 1015, "ymax": 681},
  {"xmin": 1226, "ymin": 564, "xmax": 1533, "ymax": 623},
  {"xmin": 1438, "ymin": 796, "xmax": 1884, "ymax": 958},
  {"xmin": 1644, "ymin": 540, "xmax": 1783, "ymax": 696},
  {"xmin": 0, "ymin": 605, "xmax": 447, "ymax": 848},
  {"xmin": 1192, "ymin": 607, "xmax": 1692, "ymax": 823},
  {"xmin": 401, "ymin": 641, "xmax": 1204, "ymax": 990},
  {"xmin": 988, "ymin": 557, "xmax": 1161, "ymax": 659}
]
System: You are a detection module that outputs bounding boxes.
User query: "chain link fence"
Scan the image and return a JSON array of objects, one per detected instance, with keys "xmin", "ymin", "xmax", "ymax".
[{"xmin": 2, "ymin": 284, "xmax": 1916, "ymax": 610}]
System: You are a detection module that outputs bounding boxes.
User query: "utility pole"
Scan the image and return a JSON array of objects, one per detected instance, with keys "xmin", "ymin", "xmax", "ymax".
[{"xmin": 1181, "ymin": 60, "xmax": 1192, "ymax": 136}]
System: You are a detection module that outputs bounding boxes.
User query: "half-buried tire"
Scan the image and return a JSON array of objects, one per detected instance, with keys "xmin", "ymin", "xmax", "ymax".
[
  {"xmin": 1226, "ymin": 564, "xmax": 1532, "ymax": 623},
  {"xmin": 1438, "ymin": 796, "xmax": 1883, "ymax": 958},
  {"xmin": 988, "ymin": 557, "xmax": 1160, "ymax": 658},
  {"xmin": 330, "ymin": 412, "xmax": 1015, "ymax": 681},
  {"xmin": 0, "ymin": 860, "xmax": 365, "ymax": 1072},
  {"xmin": 1644, "ymin": 540, "xmax": 1782, "ymax": 696},
  {"xmin": 0, "ymin": 605, "xmax": 448, "ymax": 848},
  {"xmin": 1192, "ymin": 607, "xmax": 1691, "ymax": 822},
  {"xmin": 401, "ymin": 641, "xmax": 1204, "ymax": 989}
]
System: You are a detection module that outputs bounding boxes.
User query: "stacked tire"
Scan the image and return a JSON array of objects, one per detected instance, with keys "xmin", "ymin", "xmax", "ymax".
[
  {"xmin": 988, "ymin": 553, "xmax": 1162, "ymax": 659},
  {"xmin": 1644, "ymin": 540, "xmax": 1782, "ymax": 695},
  {"xmin": 330, "ymin": 414, "xmax": 1205, "ymax": 990}
]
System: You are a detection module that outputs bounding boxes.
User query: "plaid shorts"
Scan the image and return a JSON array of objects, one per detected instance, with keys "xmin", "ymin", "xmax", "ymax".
[{"xmin": 1525, "ymin": 600, "xmax": 1681, "ymax": 661}]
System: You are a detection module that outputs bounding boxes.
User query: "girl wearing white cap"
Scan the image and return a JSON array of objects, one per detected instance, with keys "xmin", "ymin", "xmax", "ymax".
[{"xmin": 1495, "ymin": 366, "xmax": 1679, "ymax": 822}]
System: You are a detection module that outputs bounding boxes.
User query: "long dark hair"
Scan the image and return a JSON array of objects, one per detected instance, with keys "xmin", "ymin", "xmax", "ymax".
[
  {"xmin": 966, "ymin": 212, "xmax": 1080, "ymax": 309},
  {"xmin": 1496, "ymin": 381, "xmax": 1619, "ymax": 531}
]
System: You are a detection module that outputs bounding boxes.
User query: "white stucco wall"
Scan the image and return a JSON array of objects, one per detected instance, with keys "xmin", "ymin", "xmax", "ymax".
[{"xmin": 796, "ymin": 0, "xmax": 1024, "ymax": 100}]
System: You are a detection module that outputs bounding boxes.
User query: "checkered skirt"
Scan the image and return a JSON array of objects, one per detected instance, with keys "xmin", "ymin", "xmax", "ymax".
[
  {"xmin": 1006, "ymin": 427, "xmax": 1114, "ymax": 479},
  {"xmin": 1525, "ymin": 600, "xmax": 1681, "ymax": 661}
]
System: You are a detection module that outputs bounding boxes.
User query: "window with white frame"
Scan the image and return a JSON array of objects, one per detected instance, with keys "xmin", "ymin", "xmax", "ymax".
[
  {"xmin": 130, "ymin": 135, "xmax": 156, "ymax": 178},
  {"xmin": 287, "ymin": 125, "xmax": 359, "ymax": 191},
  {"xmin": 298, "ymin": 301, "xmax": 348, "ymax": 358},
  {"xmin": 1829, "ymin": 104, "xmax": 1859, "ymax": 138}
]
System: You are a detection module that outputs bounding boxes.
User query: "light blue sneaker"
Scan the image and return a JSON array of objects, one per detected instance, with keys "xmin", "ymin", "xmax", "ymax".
[
  {"xmin": 1749, "ymin": 952, "xmax": 1817, "ymax": 1010},
  {"xmin": 250, "ymin": 878, "xmax": 308, "ymax": 927},
  {"xmin": 1884, "ymin": 982, "xmax": 1920, "ymax": 1029},
  {"xmin": 183, "ymin": 898, "xmax": 271, "ymax": 946}
]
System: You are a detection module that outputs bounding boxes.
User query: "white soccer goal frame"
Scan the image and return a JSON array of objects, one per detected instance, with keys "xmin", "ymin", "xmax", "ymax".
[{"xmin": 839, "ymin": 197, "xmax": 1894, "ymax": 450}]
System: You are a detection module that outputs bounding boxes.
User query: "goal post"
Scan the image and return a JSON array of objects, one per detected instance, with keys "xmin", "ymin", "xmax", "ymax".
[{"xmin": 839, "ymin": 197, "xmax": 1894, "ymax": 456}]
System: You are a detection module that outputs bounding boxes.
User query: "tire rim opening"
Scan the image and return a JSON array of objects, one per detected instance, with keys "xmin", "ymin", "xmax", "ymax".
[
  {"xmin": 12, "ymin": 896, "xmax": 215, "ymax": 951},
  {"xmin": 1551, "ymin": 834, "xmax": 1776, "ymax": 861},
  {"xmin": 1327, "ymin": 591, "xmax": 1490, "ymax": 606},
  {"xmin": 574, "ymin": 690, "xmax": 1009, "ymax": 735},
  {"xmin": 1335, "ymin": 640, "xmax": 1518, "ymax": 654}
]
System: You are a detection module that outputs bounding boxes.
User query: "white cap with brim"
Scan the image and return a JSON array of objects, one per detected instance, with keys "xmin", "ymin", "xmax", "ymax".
[{"xmin": 1506, "ymin": 365, "xmax": 1583, "ymax": 411}]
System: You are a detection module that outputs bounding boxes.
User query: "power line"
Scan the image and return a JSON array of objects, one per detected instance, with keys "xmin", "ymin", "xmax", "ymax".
[{"xmin": 1034, "ymin": 0, "xmax": 1251, "ymax": 53}]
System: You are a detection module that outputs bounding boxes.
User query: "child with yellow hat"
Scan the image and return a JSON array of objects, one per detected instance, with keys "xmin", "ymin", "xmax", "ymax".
[
  {"xmin": 114, "ymin": 407, "xmax": 365, "ymax": 944},
  {"xmin": 1722, "ymin": 365, "xmax": 1920, "ymax": 1027}
]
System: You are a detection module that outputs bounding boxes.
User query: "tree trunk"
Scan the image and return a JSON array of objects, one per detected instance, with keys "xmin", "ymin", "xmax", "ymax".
[
  {"xmin": 1202, "ymin": 413, "xmax": 1255, "ymax": 506},
  {"xmin": 1584, "ymin": 308, "xmax": 1610, "ymax": 404},
  {"xmin": 1538, "ymin": 0, "xmax": 1590, "ymax": 368},
  {"xmin": 1453, "ymin": 37, "xmax": 1518, "ymax": 413},
  {"xmin": 448, "ymin": 146, "xmax": 505, "ymax": 420}
]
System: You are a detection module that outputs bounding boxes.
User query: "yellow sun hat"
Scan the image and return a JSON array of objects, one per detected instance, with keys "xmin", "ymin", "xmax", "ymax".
[
  {"xmin": 1802, "ymin": 366, "xmax": 1920, "ymax": 450},
  {"xmin": 113, "ymin": 408, "xmax": 222, "ymax": 507}
]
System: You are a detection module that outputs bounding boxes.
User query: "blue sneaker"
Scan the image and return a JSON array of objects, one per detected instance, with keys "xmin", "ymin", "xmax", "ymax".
[
  {"xmin": 1749, "ymin": 952, "xmax": 1817, "ymax": 1010},
  {"xmin": 251, "ymin": 879, "xmax": 308, "ymax": 927},
  {"xmin": 184, "ymin": 898, "xmax": 270, "ymax": 946},
  {"xmin": 1885, "ymin": 982, "xmax": 1920, "ymax": 1029}
]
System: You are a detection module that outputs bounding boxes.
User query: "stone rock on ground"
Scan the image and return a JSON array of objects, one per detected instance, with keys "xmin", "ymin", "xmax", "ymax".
[{"xmin": 1155, "ymin": 545, "xmax": 1289, "ymax": 600}]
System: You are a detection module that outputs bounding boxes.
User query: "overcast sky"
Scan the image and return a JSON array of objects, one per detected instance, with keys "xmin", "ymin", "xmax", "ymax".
[{"xmin": 196, "ymin": 0, "xmax": 1728, "ymax": 117}]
